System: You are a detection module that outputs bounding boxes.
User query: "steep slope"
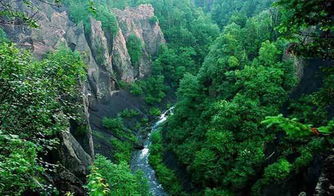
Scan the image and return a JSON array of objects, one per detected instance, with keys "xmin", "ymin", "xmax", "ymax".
[{"xmin": 0, "ymin": 1, "xmax": 164, "ymax": 194}]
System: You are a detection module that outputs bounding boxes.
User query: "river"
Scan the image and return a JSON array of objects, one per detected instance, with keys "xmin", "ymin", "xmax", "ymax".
[{"xmin": 131, "ymin": 107, "xmax": 174, "ymax": 196}]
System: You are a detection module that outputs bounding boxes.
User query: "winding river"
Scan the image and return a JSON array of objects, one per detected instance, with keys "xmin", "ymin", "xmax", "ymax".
[{"xmin": 131, "ymin": 108, "xmax": 174, "ymax": 196}]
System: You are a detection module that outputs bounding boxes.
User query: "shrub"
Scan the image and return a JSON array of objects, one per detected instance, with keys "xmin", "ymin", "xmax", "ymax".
[
  {"xmin": 120, "ymin": 109, "xmax": 140, "ymax": 118},
  {"xmin": 126, "ymin": 34, "xmax": 143, "ymax": 66},
  {"xmin": 64, "ymin": 0, "xmax": 118, "ymax": 37},
  {"xmin": 86, "ymin": 167, "xmax": 110, "ymax": 196},
  {"xmin": 0, "ymin": 28, "xmax": 8, "ymax": 43},
  {"xmin": 149, "ymin": 107, "xmax": 161, "ymax": 116},
  {"xmin": 110, "ymin": 139, "xmax": 132, "ymax": 163},
  {"xmin": 102, "ymin": 117, "xmax": 136, "ymax": 141},
  {"xmin": 149, "ymin": 131, "xmax": 184, "ymax": 195},
  {"xmin": 87, "ymin": 155, "xmax": 149, "ymax": 195},
  {"xmin": 0, "ymin": 43, "xmax": 86, "ymax": 194},
  {"xmin": 149, "ymin": 16, "xmax": 159, "ymax": 25},
  {"xmin": 102, "ymin": 117, "xmax": 124, "ymax": 137},
  {"xmin": 264, "ymin": 159, "xmax": 292, "ymax": 182},
  {"xmin": 130, "ymin": 82, "xmax": 144, "ymax": 95}
]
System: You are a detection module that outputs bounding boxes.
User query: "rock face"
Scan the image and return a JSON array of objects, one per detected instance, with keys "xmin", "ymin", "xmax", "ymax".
[
  {"xmin": 49, "ymin": 131, "xmax": 93, "ymax": 195},
  {"xmin": 1, "ymin": 0, "xmax": 165, "ymax": 194},
  {"xmin": 315, "ymin": 151, "xmax": 334, "ymax": 196},
  {"xmin": 60, "ymin": 131, "xmax": 92, "ymax": 179},
  {"xmin": 113, "ymin": 5, "xmax": 165, "ymax": 80}
]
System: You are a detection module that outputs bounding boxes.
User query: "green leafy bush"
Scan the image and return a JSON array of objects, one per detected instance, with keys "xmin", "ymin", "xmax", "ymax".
[
  {"xmin": 102, "ymin": 116, "xmax": 137, "ymax": 163},
  {"xmin": 149, "ymin": 16, "xmax": 159, "ymax": 25},
  {"xmin": 126, "ymin": 34, "xmax": 143, "ymax": 66},
  {"xmin": 0, "ymin": 132, "xmax": 43, "ymax": 195},
  {"xmin": 129, "ymin": 82, "xmax": 144, "ymax": 95},
  {"xmin": 149, "ymin": 107, "xmax": 161, "ymax": 116},
  {"xmin": 119, "ymin": 109, "xmax": 140, "ymax": 118},
  {"xmin": 149, "ymin": 131, "xmax": 184, "ymax": 195},
  {"xmin": 86, "ymin": 167, "xmax": 110, "ymax": 196},
  {"xmin": 264, "ymin": 159, "xmax": 292, "ymax": 181},
  {"xmin": 162, "ymin": 10, "xmax": 299, "ymax": 193},
  {"xmin": 0, "ymin": 28, "xmax": 8, "ymax": 43},
  {"xmin": 110, "ymin": 139, "xmax": 132, "ymax": 163},
  {"xmin": 64, "ymin": 0, "xmax": 118, "ymax": 37},
  {"xmin": 0, "ymin": 43, "xmax": 86, "ymax": 194},
  {"xmin": 87, "ymin": 155, "xmax": 149, "ymax": 195},
  {"xmin": 129, "ymin": 75, "xmax": 167, "ymax": 105},
  {"xmin": 102, "ymin": 117, "xmax": 125, "ymax": 137}
]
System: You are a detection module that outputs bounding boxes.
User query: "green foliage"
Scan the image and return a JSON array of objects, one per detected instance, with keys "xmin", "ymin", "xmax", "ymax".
[
  {"xmin": 129, "ymin": 82, "xmax": 144, "ymax": 95},
  {"xmin": 252, "ymin": 159, "xmax": 292, "ymax": 195},
  {"xmin": 126, "ymin": 34, "xmax": 143, "ymax": 66},
  {"xmin": 288, "ymin": 94, "xmax": 328, "ymax": 125},
  {"xmin": 102, "ymin": 117, "xmax": 136, "ymax": 163},
  {"xmin": 208, "ymin": 0, "xmax": 275, "ymax": 28},
  {"xmin": 0, "ymin": 28, "xmax": 8, "ymax": 43},
  {"xmin": 119, "ymin": 109, "xmax": 140, "ymax": 118},
  {"xmin": 275, "ymin": 0, "xmax": 333, "ymax": 58},
  {"xmin": 64, "ymin": 0, "xmax": 90, "ymax": 24},
  {"xmin": 142, "ymin": 76, "xmax": 167, "ymax": 104},
  {"xmin": 318, "ymin": 121, "xmax": 334, "ymax": 135},
  {"xmin": 94, "ymin": 0, "xmax": 137, "ymax": 9},
  {"xmin": 163, "ymin": 6, "xmax": 299, "ymax": 193},
  {"xmin": 0, "ymin": 43, "xmax": 86, "ymax": 141},
  {"xmin": 149, "ymin": 130, "xmax": 184, "ymax": 195},
  {"xmin": 139, "ymin": 1, "xmax": 332, "ymax": 194},
  {"xmin": 110, "ymin": 139, "xmax": 132, "ymax": 163},
  {"xmin": 149, "ymin": 16, "xmax": 159, "ymax": 25},
  {"xmin": 135, "ymin": 0, "xmax": 219, "ymax": 94},
  {"xmin": 2, "ymin": 0, "xmax": 333, "ymax": 195},
  {"xmin": 0, "ymin": 132, "xmax": 43, "ymax": 195},
  {"xmin": 262, "ymin": 115, "xmax": 313, "ymax": 137},
  {"xmin": 102, "ymin": 117, "xmax": 125, "ymax": 136},
  {"xmin": 264, "ymin": 159, "xmax": 292, "ymax": 181},
  {"xmin": 64, "ymin": 0, "xmax": 118, "ymax": 36},
  {"xmin": 130, "ymin": 75, "xmax": 167, "ymax": 105},
  {"xmin": 204, "ymin": 189, "xmax": 233, "ymax": 196},
  {"xmin": 87, "ymin": 155, "xmax": 149, "ymax": 196},
  {"xmin": 0, "ymin": 43, "xmax": 86, "ymax": 194},
  {"xmin": 149, "ymin": 107, "xmax": 161, "ymax": 116},
  {"xmin": 262, "ymin": 115, "xmax": 334, "ymax": 138},
  {"xmin": 153, "ymin": 46, "xmax": 197, "ymax": 88},
  {"xmin": 141, "ymin": 117, "xmax": 149, "ymax": 126},
  {"xmin": 94, "ymin": 4, "xmax": 119, "ymax": 35},
  {"xmin": 95, "ymin": 46, "xmax": 107, "ymax": 65},
  {"xmin": 118, "ymin": 80, "xmax": 130, "ymax": 89},
  {"xmin": 87, "ymin": 167, "xmax": 110, "ymax": 196},
  {"xmin": 102, "ymin": 116, "xmax": 136, "ymax": 140}
]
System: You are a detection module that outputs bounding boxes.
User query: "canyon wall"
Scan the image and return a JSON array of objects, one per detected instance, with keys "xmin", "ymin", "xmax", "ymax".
[{"xmin": 1, "ymin": 1, "xmax": 164, "ymax": 194}]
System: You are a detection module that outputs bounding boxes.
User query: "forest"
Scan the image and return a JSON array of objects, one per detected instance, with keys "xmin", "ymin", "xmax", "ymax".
[{"xmin": 0, "ymin": 0, "xmax": 333, "ymax": 195}]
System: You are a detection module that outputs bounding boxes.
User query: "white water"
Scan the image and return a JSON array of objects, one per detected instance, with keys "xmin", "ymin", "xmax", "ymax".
[{"xmin": 131, "ymin": 107, "xmax": 174, "ymax": 196}]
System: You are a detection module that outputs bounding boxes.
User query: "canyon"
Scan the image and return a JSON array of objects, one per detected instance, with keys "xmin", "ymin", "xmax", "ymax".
[{"xmin": 1, "ymin": 1, "xmax": 165, "ymax": 194}]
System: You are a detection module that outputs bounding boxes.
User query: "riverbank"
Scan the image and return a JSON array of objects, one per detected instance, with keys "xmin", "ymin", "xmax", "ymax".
[{"xmin": 130, "ymin": 108, "xmax": 174, "ymax": 195}]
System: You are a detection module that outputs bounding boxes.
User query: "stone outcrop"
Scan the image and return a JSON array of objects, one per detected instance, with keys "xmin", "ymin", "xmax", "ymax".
[
  {"xmin": 315, "ymin": 151, "xmax": 334, "ymax": 196},
  {"xmin": 59, "ymin": 131, "xmax": 92, "ymax": 179},
  {"xmin": 112, "ymin": 4, "xmax": 165, "ymax": 80},
  {"xmin": 1, "ymin": 0, "xmax": 165, "ymax": 194},
  {"xmin": 2, "ymin": 1, "xmax": 165, "ymax": 100}
]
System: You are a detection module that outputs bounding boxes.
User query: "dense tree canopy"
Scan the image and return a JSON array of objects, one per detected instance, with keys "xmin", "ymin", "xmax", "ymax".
[
  {"xmin": 1, "ymin": 0, "xmax": 333, "ymax": 195},
  {"xmin": 275, "ymin": 0, "xmax": 334, "ymax": 58},
  {"xmin": 150, "ymin": 0, "xmax": 334, "ymax": 195},
  {"xmin": 0, "ymin": 43, "xmax": 86, "ymax": 194}
]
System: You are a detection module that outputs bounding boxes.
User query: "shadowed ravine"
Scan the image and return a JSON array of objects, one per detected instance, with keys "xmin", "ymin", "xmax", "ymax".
[{"xmin": 131, "ymin": 108, "xmax": 174, "ymax": 196}]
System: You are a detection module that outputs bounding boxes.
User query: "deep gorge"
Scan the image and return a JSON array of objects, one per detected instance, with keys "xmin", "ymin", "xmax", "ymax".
[{"xmin": 0, "ymin": 0, "xmax": 333, "ymax": 195}]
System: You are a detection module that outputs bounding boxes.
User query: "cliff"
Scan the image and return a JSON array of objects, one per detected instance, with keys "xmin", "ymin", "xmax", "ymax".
[{"xmin": 1, "ymin": 1, "xmax": 165, "ymax": 194}]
